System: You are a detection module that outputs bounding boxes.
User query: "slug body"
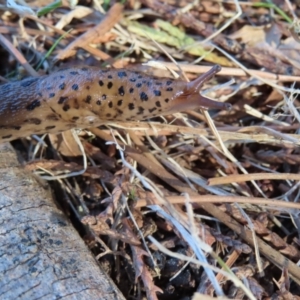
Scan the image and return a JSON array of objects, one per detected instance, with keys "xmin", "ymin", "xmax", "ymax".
[{"xmin": 0, "ymin": 65, "xmax": 230, "ymax": 142}]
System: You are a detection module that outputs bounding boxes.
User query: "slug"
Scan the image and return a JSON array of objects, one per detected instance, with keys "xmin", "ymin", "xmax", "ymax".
[{"xmin": 0, "ymin": 64, "xmax": 231, "ymax": 142}]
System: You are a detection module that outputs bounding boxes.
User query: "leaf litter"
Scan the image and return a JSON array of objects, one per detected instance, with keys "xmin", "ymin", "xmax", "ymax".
[{"xmin": 1, "ymin": 0, "xmax": 300, "ymax": 299}]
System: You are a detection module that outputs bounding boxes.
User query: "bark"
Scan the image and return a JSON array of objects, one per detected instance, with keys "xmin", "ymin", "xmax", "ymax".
[{"xmin": 0, "ymin": 143, "xmax": 125, "ymax": 300}]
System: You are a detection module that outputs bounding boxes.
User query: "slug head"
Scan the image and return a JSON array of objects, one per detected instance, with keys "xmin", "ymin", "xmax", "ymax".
[{"xmin": 164, "ymin": 65, "xmax": 231, "ymax": 115}]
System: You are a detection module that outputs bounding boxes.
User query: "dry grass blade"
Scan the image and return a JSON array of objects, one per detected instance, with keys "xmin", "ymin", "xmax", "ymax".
[{"xmin": 209, "ymin": 173, "xmax": 300, "ymax": 186}]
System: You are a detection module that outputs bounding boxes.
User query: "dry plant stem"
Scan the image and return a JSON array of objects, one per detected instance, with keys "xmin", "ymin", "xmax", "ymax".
[
  {"xmin": 104, "ymin": 122, "xmax": 300, "ymax": 148},
  {"xmin": 54, "ymin": 3, "xmax": 124, "ymax": 61},
  {"xmin": 185, "ymin": 110, "xmax": 207, "ymax": 122},
  {"xmin": 208, "ymin": 173, "xmax": 300, "ymax": 186},
  {"xmin": 90, "ymin": 128, "xmax": 300, "ymax": 284},
  {"xmin": 240, "ymin": 126, "xmax": 299, "ymax": 144},
  {"xmin": 135, "ymin": 195, "xmax": 300, "ymax": 211},
  {"xmin": 244, "ymin": 105, "xmax": 289, "ymax": 127},
  {"xmin": 0, "ymin": 26, "xmax": 53, "ymax": 37},
  {"xmin": 0, "ymin": 33, "xmax": 38, "ymax": 76},
  {"xmin": 154, "ymin": 62, "xmax": 300, "ymax": 83}
]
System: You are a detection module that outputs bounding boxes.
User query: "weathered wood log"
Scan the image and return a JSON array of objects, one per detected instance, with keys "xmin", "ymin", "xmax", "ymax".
[{"xmin": 0, "ymin": 143, "xmax": 125, "ymax": 300}]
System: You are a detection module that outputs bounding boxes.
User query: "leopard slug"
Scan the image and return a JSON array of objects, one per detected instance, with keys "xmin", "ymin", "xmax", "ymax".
[{"xmin": 0, "ymin": 65, "xmax": 231, "ymax": 142}]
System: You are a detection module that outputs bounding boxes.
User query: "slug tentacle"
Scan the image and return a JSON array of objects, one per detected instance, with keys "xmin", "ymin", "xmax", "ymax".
[
  {"xmin": 186, "ymin": 64, "xmax": 221, "ymax": 93},
  {"xmin": 0, "ymin": 65, "xmax": 231, "ymax": 142},
  {"xmin": 163, "ymin": 64, "xmax": 231, "ymax": 114}
]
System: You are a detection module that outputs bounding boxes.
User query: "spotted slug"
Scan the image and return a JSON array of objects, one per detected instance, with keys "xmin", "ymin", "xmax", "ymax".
[{"xmin": 0, "ymin": 64, "xmax": 231, "ymax": 142}]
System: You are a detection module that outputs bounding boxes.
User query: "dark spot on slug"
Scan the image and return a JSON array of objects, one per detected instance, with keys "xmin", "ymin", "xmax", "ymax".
[
  {"xmin": 81, "ymin": 67, "xmax": 88, "ymax": 71},
  {"xmin": 96, "ymin": 100, "xmax": 101, "ymax": 105},
  {"xmin": 59, "ymin": 83, "xmax": 65, "ymax": 90},
  {"xmin": 45, "ymin": 125, "xmax": 56, "ymax": 130},
  {"xmin": 130, "ymin": 78, "xmax": 136, "ymax": 82},
  {"xmin": 147, "ymin": 81, "xmax": 152, "ymax": 87},
  {"xmin": 154, "ymin": 90, "xmax": 161, "ymax": 97},
  {"xmin": 74, "ymin": 99, "xmax": 80, "ymax": 109},
  {"xmin": 108, "ymin": 75, "xmax": 113, "ymax": 79},
  {"xmin": 118, "ymin": 86, "xmax": 125, "ymax": 96},
  {"xmin": 117, "ymin": 99, "xmax": 123, "ymax": 106},
  {"xmin": 136, "ymin": 83, "xmax": 142, "ymax": 88},
  {"xmin": 26, "ymin": 118, "xmax": 42, "ymax": 124},
  {"xmin": 155, "ymin": 82, "xmax": 163, "ymax": 86},
  {"xmin": 49, "ymin": 93, "xmax": 55, "ymax": 98},
  {"xmin": 46, "ymin": 86, "xmax": 53, "ymax": 90},
  {"xmin": 108, "ymin": 102, "xmax": 113, "ymax": 108},
  {"xmin": 46, "ymin": 115, "xmax": 59, "ymax": 121},
  {"xmin": 106, "ymin": 113, "xmax": 112, "ymax": 118},
  {"xmin": 140, "ymin": 92, "xmax": 148, "ymax": 101},
  {"xmin": 117, "ymin": 109, "xmax": 123, "ymax": 114},
  {"xmin": 86, "ymin": 85, "xmax": 90, "ymax": 90},
  {"xmin": 13, "ymin": 126, "xmax": 21, "ymax": 130},
  {"xmin": 72, "ymin": 84, "xmax": 79, "ymax": 91},
  {"xmin": 70, "ymin": 71, "xmax": 78, "ymax": 75},
  {"xmin": 20, "ymin": 78, "xmax": 39, "ymax": 87},
  {"xmin": 107, "ymin": 82, "xmax": 113, "ymax": 89},
  {"xmin": 128, "ymin": 103, "xmax": 135, "ymax": 110},
  {"xmin": 166, "ymin": 80, "xmax": 173, "ymax": 86},
  {"xmin": 26, "ymin": 99, "xmax": 41, "ymax": 111},
  {"xmin": 149, "ymin": 107, "xmax": 157, "ymax": 113},
  {"xmin": 60, "ymin": 75, "xmax": 65, "ymax": 79},
  {"xmin": 99, "ymin": 80, "xmax": 104, "ymax": 86},
  {"xmin": 166, "ymin": 87, "xmax": 173, "ymax": 92},
  {"xmin": 63, "ymin": 104, "xmax": 70, "ymax": 111},
  {"xmin": 58, "ymin": 96, "xmax": 68, "ymax": 104},
  {"xmin": 138, "ymin": 75, "xmax": 143, "ymax": 79},
  {"xmin": 2, "ymin": 135, "xmax": 12, "ymax": 139},
  {"xmin": 129, "ymin": 88, "xmax": 134, "ymax": 93},
  {"xmin": 165, "ymin": 98, "xmax": 169, "ymax": 103},
  {"xmin": 155, "ymin": 101, "xmax": 161, "ymax": 107},
  {"xmin": 142, "ymin": 80, "xmax": 147, "ymax": 84},
  {"xmin": 118, "ymin": 71, "xmax": 127, "ymax": 78},
  {"xmin": 138, "ymin": 106, "xmax": 144, "ymax": 114},
  {"xmin": 85, "ymin": 95, "xmax": 92, "ymax": 104},
  {"xmin": 72, "ymin": 116, "xmax": 79, "ymax": 121},
  {"xmin": 102, "ymin": 94, "xmax": 107, "ymax": 100}
]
